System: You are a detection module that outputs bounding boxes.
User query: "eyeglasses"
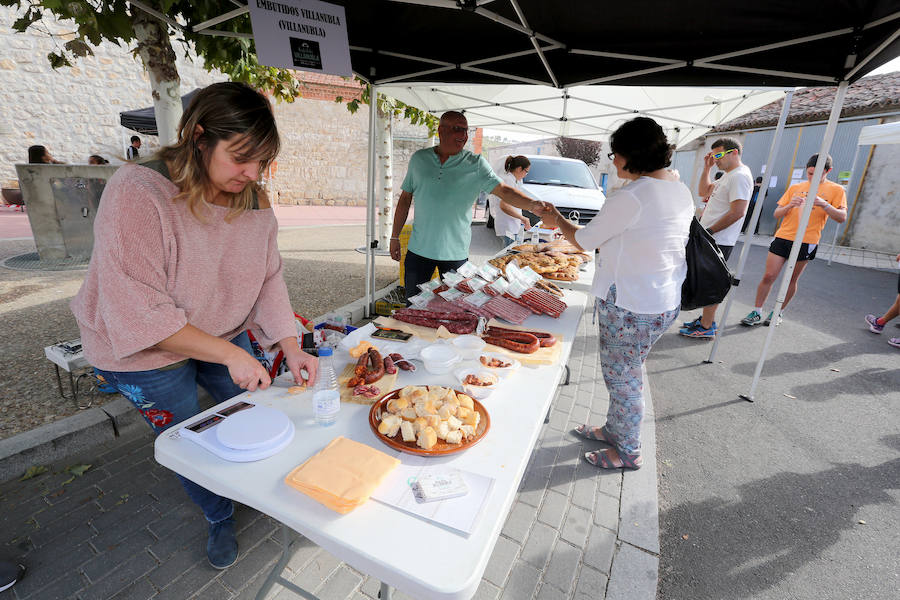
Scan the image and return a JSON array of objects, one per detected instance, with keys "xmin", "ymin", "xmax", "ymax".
[
  {"xmin": 444, "ymin": 125, "xmax": 471, "ymax": 134},
  {"xmin": 607, "ymin": 152, "xmax": 615, "ymax": 160},
  {"xmin": 712, "ymin": 148, "xmax": 737, "ymax": 160}
]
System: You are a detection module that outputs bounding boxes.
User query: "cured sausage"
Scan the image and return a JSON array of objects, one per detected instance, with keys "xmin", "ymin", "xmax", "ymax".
[
  {"xmin": 364, "ymin": 348, "xmax": 385, "ymax": 383},
  {"xmin": 392, "ymin": 308, "xmax": 475, "ymax": 322},
  {"xmin": 389, "ymin": 353, "xmax": 416, "ymax": 371},
  {"xmin": 383, "ymin": 355, "xmax": 397, "ymax": 375},
  {"xmin": 482, "ymin": 334, "xmax": 540, "ymax": 354},
  {"xmin": 485, "ymin": 326, "xmax": 556, "ymax": 347},
  {"xmin": 353, "ymin": 353, "xmax": 368, "ymax": 378},
  {"xmin": 347, "ymin": 376, "xmax": 363, "ymax": 388},
  {"xmin": 392, "ymin": 312, "xmax": 477, "ymax": 334}
]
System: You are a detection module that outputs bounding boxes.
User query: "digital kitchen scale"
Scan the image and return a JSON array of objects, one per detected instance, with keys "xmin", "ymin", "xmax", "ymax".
[{"xmin": 179, "ymin": 401, "xmax": 295, "ymax": 462}]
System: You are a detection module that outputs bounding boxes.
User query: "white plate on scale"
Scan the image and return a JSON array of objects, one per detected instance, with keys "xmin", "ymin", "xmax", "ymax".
[
  {"xmin": 217, "ymin": 405, "xmax": 292, "ymax": 450},
  {"xmin": 180, "ymin": 402, "xmax": 295, "ymax": 462}
]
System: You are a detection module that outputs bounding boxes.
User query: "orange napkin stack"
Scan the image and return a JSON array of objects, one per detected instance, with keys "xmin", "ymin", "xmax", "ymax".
[{"xmin": 284, "ymin": 436, "xmax": 400, "ymax": 514}]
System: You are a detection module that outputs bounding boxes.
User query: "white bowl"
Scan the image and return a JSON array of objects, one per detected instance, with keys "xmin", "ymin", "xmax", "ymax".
[
  {"xmin": 452, "ymin": 335, "xmax": 486, "ymax": 359},
  {"xmin": 420, "ymin": 344, "xmax": 461, "ymax": 375},
  {"xmin": 454, "ymin": 367, "xmax": 499, "ymax": 399},
  {"xmin": 475, "ymin": 352, "xmax": 521, "ymax": 378}
]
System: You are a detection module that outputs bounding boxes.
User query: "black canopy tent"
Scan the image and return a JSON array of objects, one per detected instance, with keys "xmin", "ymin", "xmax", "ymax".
[{"xmin": 118, "ymin": 88, "xmax": 200, "ymax": 135}]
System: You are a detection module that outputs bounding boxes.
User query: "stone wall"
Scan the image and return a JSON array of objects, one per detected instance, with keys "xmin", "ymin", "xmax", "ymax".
[
  {"xmin": 267, "ymin": 101, "xmax": 432, "ymax": 206},
  {"xmin": 0, "ymin": 6, "xmax": 224, "ymax": 185},
  {"xmin": 0, "ymin": 6, "xmax": 434, "ymax": 206}
]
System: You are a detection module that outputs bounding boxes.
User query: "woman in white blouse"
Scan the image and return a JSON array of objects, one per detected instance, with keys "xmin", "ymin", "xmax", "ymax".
[
  {"xmin": 538, "ymin": 117, "xmax": 693, "ymax": 470},
  {"xmin": 490, "ymin": 155, "xmax": 533, "ymax": 246}
]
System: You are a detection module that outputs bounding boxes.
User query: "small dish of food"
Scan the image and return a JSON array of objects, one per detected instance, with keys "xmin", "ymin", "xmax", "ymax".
[
  {"xmin": 477, "ymin": 352, "xmax": 521, "ymax": 377},
  {"xmin": 454, "ymin": 368, "xmax": 499, "ymax": 399}
]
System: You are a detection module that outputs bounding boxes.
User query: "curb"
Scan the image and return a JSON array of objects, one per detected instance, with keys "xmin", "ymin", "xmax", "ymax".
[
  {"xmin": 606, "ymin": 368, "xmax": 660, "ymax": 599},
  {"xmin": 0, "ymin": 282, "xmax": 401, "ymax": 484},
  {"xmin": 0, "ymin": 397, "xmax": 144, "ymax": 483}
]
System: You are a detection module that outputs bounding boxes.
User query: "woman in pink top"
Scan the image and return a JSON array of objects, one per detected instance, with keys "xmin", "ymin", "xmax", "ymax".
[{"xmin": 71, "ymin": 83, "xmax": 318, "ymax": 569}]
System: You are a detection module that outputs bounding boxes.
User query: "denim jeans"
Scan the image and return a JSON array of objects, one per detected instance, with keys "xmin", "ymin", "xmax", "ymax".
[{"xmin": 95, "ymin": 332, "xmax": 252, "ymax": 523}]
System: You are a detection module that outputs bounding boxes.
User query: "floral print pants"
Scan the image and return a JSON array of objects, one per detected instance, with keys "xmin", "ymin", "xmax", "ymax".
[{"xmin": 595, "ymin": 285, "xmax": 678, "ymax": 458}]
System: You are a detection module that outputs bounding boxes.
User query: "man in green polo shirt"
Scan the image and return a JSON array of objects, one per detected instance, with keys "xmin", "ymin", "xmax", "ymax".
[{"xmin": 389, "ymin": 111, "xmax": 542, "ymax": 301}]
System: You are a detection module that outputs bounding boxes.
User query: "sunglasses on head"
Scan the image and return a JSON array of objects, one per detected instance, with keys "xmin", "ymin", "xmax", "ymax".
[{"xmin": 712, "ymin": 148, "xmax": 737, "ymax": 160}]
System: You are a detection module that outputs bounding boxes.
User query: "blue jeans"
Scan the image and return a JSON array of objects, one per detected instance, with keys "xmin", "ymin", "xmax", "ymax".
[{"xmin": 95, "ymin": 332, "xmax": 252, "ymax": 523}]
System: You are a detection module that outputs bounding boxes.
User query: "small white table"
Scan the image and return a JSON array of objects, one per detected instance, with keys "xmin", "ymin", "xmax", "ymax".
[
  {"xmin": 155, "ymin": 289, "xmax": 588, "ymax": 600},
  {"xmin": 44, "ymin": 339, "xmax": 93, "ymax": 408}
]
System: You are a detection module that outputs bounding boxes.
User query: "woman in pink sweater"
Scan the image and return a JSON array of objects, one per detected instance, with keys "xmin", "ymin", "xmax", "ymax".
[{"xmin": 71, "ymin": 82, "xmax": 317, "ymax": 569}]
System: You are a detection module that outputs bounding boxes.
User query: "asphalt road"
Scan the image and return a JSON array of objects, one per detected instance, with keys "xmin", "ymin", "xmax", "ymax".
[{"xmin": 651, "ymin": 243, "xmax": 900, "ymax": 600}]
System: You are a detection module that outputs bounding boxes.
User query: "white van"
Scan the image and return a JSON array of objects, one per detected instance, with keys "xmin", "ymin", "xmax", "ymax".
[{"xmin": 487, "ymin": 155, "xmax": 606, "ymax": 228}]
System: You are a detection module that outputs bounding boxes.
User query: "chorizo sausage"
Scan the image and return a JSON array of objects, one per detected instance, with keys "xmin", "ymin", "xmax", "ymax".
[
  {"xmin": 353, "ymin": 353, "xmax": 368, "ymax": 378},
  {"xmin": 485, "ymin": 326, "xmax": 557, "ymax": 347},
  {"xmin": 383, "ymin": 355, "xmax": 397, "ymax": 375},
  {"xmin": 482, "ymin": 333, "xmax": 540, "ymax": 354},
  {"xmin": 364, "ymin": 348, "xmax": 385, "ymax": 383},
  {"xmin": 389, "ymin": 353, "xmax": 415, "ymax": 371}
]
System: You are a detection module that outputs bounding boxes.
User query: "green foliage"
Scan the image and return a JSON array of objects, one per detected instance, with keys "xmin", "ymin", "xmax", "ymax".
[
  {"xmin": 555, "ymin": 136, "xmax": 603, "ymax": 167},
  {"xmin": 333, "ymin": 75, "xmax": 438, "ymax": 135},
  {"xmin": 20, "ymin": 465, "xmax": 49, "ymax": 481},
  {"xmin": 0, "ymin": 0, "xmax": 436, "ymax": 127}
]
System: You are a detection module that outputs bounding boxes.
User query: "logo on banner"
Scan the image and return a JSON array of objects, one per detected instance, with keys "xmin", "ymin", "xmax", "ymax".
[{"xmin": 290, "ymin": 38, "xmax": 323, "ymax": 70}]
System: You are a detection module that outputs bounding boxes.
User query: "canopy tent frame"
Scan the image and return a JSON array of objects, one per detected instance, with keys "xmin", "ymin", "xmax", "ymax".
[
  {"xmin": 125, "ymin": 0, "xmax": 900, "ymax": 384},
  {"xmin": 705, "ymin": 90, "xmax": 795, "ymax": 376},
  {"xmin": 739, "ymin": 81, "xmax": 851, "ymax": 401}
]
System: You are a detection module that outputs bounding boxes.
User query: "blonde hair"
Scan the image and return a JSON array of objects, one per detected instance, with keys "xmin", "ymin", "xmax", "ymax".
[{"xmin": 155, "ymin": 82, "xmax": 280, "ymax": 222}]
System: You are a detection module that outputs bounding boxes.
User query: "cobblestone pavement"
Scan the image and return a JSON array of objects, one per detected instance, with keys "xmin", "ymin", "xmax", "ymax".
[{"xmin": 0, "ymin": 303, "xmax": 661, "ymax": 600}]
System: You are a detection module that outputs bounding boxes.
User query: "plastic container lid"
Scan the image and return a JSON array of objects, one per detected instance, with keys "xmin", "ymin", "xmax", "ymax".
[
  {"xmin": 216, "ymin": 405, "xmax": 292, "ymax": 451},
  {"xmin": 420, "ymin": 344, "xmax": 460, "ymax": 365}
]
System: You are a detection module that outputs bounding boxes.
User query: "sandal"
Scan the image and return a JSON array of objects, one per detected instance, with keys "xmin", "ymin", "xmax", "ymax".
[
  {"xmin": 574, "ymin": 425, "xmax": 614, "ymax": 444},
  {"xmin": 584, "ymin": 448, "xmax": 642, "ymax": 470}
]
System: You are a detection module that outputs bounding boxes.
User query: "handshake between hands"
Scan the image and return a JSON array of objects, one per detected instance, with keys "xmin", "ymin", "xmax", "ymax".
[{"xmin": 532, "ymin": 201, "xmax": 565, "ymax": 229}]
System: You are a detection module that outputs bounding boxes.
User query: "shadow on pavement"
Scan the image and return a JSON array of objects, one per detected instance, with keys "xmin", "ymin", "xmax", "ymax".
[{"xmin": 658, "ymin": 434, "xmax": 900, "ymax": 600}]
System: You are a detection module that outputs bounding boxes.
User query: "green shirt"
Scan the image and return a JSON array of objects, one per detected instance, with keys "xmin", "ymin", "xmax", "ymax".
[{"xmin": 401, "ymin": 148, "xmax": 502, "ymax": 261}]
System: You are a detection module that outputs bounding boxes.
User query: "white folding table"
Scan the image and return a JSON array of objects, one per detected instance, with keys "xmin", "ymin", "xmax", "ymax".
[{"xmin": 154, "ymin": 289, "xmax": 589, "ymax": 600}]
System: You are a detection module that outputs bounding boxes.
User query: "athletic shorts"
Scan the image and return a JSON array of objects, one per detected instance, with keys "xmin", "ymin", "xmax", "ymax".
[{"xmin": 769, "ymin": 237, "xmax": 818, "ymax": 262}]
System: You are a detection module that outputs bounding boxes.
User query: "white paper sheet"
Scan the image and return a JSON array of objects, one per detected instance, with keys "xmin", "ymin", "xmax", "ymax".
[{"xmin": 371, "ymin": 454, "xmax": 495, "ymax": 537}]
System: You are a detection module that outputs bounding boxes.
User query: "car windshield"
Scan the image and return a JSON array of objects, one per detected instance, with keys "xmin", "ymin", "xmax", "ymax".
[{"xmin": 523, "ymin": 158, "xmax": 597, "ymax": 189}]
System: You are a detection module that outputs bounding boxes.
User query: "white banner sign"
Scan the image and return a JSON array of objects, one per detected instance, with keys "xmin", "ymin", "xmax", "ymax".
[{"xmin": 248, "ymin": 0, "xmax": 351, "ymax": 76}]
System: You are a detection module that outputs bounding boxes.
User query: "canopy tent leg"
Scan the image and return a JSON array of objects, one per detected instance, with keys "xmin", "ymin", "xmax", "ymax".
[
  {"xmin": 741, "ymin": 80, "xmax": 849, "ymax": 402},
  {"xmin": 365, "ymin": 85, "xmax": 379, "ymax": 318},
  {"xmin": 826, "ymin": 144, "xmax": 861, "ymax": 265},
  {"xmin": 706, "ymin": 90, "xmax": 794, "ymax": 368}
]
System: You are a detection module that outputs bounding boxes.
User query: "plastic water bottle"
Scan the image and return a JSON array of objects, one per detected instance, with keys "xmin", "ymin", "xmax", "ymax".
[
  {"xmin": 313, "ymin": 347, "xmax": 340, "ymax": 426},
  {"xmin": 514, "ymin": 224, "xmax": 525, "ymax": 245}
]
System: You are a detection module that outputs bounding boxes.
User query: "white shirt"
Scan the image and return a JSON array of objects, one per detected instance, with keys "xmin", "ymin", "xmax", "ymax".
[
  {"xmin": 490, "ymin": 172, "xmax": 525, "ymax": 238},
  {"xmin": 699, "ymin": 164, "xmax": 753, "ymax": 247},
  {"xmin": 575, "ymin": 177, "xmax": 694, "ymax": 314}
]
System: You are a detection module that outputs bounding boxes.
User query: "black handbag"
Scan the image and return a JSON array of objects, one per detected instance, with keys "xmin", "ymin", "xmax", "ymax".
[{"xmin": 681, "ymin": 217, "xmax": 735, "ymax": 311}]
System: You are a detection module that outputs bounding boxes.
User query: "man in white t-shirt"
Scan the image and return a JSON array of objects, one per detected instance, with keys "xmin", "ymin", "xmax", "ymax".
[{"xmin": 680, "ymin": 137, "xmax": 753, "ymax": 339}]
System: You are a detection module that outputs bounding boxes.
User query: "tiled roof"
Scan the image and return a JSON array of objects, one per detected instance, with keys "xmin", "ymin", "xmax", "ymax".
[
  {"xmin": 293, "ymin": 71, "xmax": 363, "ymax": 102},
  {"xmin": 712, "ymin": 71, "xmax": 900, "ymax": 132}
]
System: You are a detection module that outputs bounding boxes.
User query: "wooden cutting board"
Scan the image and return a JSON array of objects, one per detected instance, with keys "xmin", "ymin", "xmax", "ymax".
[
  {"xmin": 337, "ymin": 363, "xmax": 398, "ymax": 405},
  {"xmin": 373, "ymin": 316, "xmax": 458, "ymax": 342},
  {"xmin": 481, "ymin": 319, "xmax": 565, "ymax": 366}
]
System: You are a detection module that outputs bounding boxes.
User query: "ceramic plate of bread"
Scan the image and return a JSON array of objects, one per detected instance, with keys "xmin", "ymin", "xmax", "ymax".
[{"xmin": 368, "ymin": 385, "xmax": 490, "ymax": 456}]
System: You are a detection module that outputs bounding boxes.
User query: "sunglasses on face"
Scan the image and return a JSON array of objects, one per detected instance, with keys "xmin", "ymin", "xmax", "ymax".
[
  {"xmin": 445, "ymin": 125, "xmax": 470, "ymax": 134},
  {"xmin": 712, "ymin": 148, "xmax": 737, "ymax": 160}
]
